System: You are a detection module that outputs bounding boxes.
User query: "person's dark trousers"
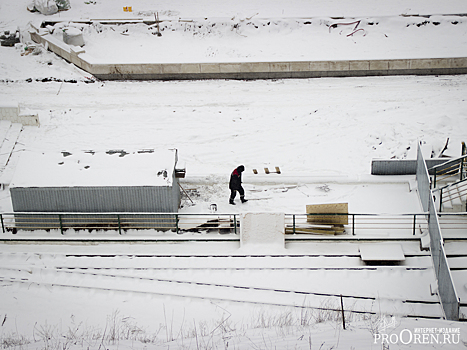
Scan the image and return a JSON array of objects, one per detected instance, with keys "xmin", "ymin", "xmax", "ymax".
[{"xmin": 230, "ymin": 187, "xmax": 247, "ymax": 203}]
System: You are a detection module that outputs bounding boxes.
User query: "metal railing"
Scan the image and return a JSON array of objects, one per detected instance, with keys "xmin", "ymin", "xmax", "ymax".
[
  {"xmin": 430, "ymin": 154, "xmax": 467, "ymax": 189},
  {"xmin": 434, "ymin": 178, "xmax": 467, "ymax": 212},
  {"xmin": 0, "ymin": 212, "xmax": 240, "ymax": 235},
  {"xmin": 416, "ymin": 143, "xmax": 460, "ymax": 321},
  {"xmin": 285, "ymin": 213, "xmax": 428, "ymax": 236}
]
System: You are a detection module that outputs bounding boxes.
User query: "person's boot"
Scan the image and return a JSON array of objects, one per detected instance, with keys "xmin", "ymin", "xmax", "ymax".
[
  {"xmin": 229, "ymin": 198, "xmax": 235, "ymax": 205},
  {"xmin": 241, "ymin": 196, "xmax": 248, "ymax": 203}
]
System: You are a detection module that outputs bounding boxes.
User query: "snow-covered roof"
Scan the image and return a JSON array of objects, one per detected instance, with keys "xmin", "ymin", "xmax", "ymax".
[{"xmin": 10, "ymin": 149, "xmax": 177, "ymax": 188}]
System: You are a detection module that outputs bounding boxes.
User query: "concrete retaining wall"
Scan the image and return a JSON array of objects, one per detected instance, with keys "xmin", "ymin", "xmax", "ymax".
[
  {"xmin": 31, "ymin": 29, "xmax": 467, "ymax": 81},
  {"xmin": 0, "ymin": 103, "xmax": 39, "ymax": 126}
]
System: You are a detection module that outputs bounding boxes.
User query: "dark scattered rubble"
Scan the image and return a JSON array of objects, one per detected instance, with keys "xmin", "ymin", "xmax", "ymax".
[
  {"xmin": 0, "ymin": 30, "xmax": 20, "ymax": 47},
  {"xmin": 0, "ymin": 78, "xmax": 95, "ymax": 84}
]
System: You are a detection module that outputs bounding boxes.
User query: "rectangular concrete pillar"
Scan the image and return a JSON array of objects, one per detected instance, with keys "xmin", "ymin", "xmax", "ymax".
[{"xmin": 240, "ymin": 212, "xmax": 285, "ymax": 249}]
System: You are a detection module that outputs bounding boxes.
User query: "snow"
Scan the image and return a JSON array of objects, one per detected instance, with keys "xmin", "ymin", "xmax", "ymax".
[
  {"xmin": 75, "ymin": 15, "xmax": 467, "ymax": 64},
  {"xmin": 359, "ymin": 243, "xmax": 405, "ymax": 261},
  {"xmin": 10, "ymin": 149, "xmax": 176, "ymax": 187},
  {"xmin": 1, "ymin": 0, "xmax": 467, "ymax": 349}
]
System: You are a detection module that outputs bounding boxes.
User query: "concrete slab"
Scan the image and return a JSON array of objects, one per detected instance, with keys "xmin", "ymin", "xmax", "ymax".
[
  {"xmin": 180, "ymin": 64, "xmax": 201, "ymax": 74},
  {"xmin": 452, "ymin": 57, "xmax": 467, "ymax": 68},
  {"xmin": 350, "ymin": 60, "xmax": 370, "ymax": 70},
  {"xmin": 269, "ymin": 62, "xmax": 290, "ymax": 72},
  {"xmin": 200, "ymin": 63, "xmax": 220, "ymax": 73},
  {"xmin": 161, "ymin": 64, "xmax": 181, "ymax": 74},
  {"xmin": 389, "ymin": 59, "xmax": 410, "ymax": 70},
  {"xmin": 329, "ymin": 61, "xmax": 349, "ymax": 71},
  {"xmin": 220, "ymin": 63, "xmax": 242, "ymax": 73},
  {"xmin": 359, "ymin": 243, "xmax": 405, "ymax": 262},
  {"xmin": 28, "ymin": 26, "xmax": 467, "ymax": 80},
  {"xmin": 290, "ymin": 61, "xmax": 311, "ymax": 71},
  {"xmin": 240, "ymin": 62, "xmax": 269, "ymax": 72},
  {"xmin": 370, "ymin": 60, "xmax": 389, "ymax": 70}
]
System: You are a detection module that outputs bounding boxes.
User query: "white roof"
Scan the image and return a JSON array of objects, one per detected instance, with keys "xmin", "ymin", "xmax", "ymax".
[{"xmin": 10, "ymin": 149, "xmax": 177, "ymax": 188}]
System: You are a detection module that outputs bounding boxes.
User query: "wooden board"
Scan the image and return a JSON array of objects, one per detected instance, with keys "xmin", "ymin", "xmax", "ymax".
[
  {"xmin": 285, "ymin": 226, "xmax": 345, "ymax": 235},
  {"xmin": 306, "ymin": 203, "xmax": 348, "ymax": 225}
]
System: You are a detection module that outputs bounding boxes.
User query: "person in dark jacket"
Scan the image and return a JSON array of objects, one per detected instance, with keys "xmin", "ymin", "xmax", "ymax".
[{"xmin": 229, "ymin": 165, "xmax": 247, "ymax": 205}]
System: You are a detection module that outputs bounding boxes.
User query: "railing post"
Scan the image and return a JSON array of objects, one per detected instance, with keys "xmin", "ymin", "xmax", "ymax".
[
  {"xmin": 175, "ymin": 214, "xmax": 179, "ymax": 234},
  {"xmin": 352, "ymin": 214, "xmax": 355, "ymax": 235},
  {"xmin": 0, "ymin": 214, "xmax": 4, "ymax": 233},
  {"xmin": 234, "ymin": 215, "xmax": 237, "ymax": 234},
  {"xmin": 413, "ymin": 214, "xmax": 416, "ymax": 235},
  {"xmin": 58, "ymin": 214, "xmax": 64, "ymax": 235},
  {"xmin": 117, "ymin": 214, "xmax": 122, "ymax": 235},
  {"xmin": 433, "ymin": 172, "xmax": 437, "ymax": 189},
  {"xmin": 439, "ymin": 188, "xmax": 443, "ymax": 212},
  {"xmin": 461, "ymin": 157, "xmax": 465, "ymax": 181},
  {"xmin": 293, "ymin": 214, "xmax": 296, "ymax": 234}
]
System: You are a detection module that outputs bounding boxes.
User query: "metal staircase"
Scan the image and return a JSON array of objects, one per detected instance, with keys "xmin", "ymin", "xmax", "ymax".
[{"xmin": 430, "ymin": 142, "xmax": 467, "ymax": 212}]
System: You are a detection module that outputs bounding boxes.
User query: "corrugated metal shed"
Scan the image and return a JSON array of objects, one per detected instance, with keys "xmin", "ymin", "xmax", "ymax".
[
  {"xmin": 10, "ymin": 149, "xmax": 181, "ymax": 220},
  {"xmin": 371, "ymin": 158, "xmax": 448, "ymax": 175}
]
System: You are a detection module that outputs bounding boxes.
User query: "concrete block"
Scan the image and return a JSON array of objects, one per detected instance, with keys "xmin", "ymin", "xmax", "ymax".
[
  {"xmin": 70, "ymin": 46, "xmax": 86, "ymax": 55},
  {"xmin": 430, "ymin": 58, "xmax": 451, "ymax": 69},
  {"xmin": 132, "ymin": 64, "xmax": 162, "ymax": 75},
  {"xmin": 181, "ymin": 63, "xmax": 201, "ymax": 74},
  {"xmin": 61, "ymin": 50, "xmax": 71, "ymax": 62},
  {"xmin": 63, "ymin": 29, "xmax": 84, "ymax": 47},
  {"xmin": 240, "ymin": 212, "xmax": 285, "ymax": 248},
  {"xmin": 240, "ymin": 62, "xmax": 269, "ymax": 73},
  {"xmin": 309, "ymin": 61, "xmax": 329, "ymax": 71},
  {"xmin": 370, "ymin": 60, "xmax": 389, "ymax": 70},
  {"xmin": 329, "ymin": 61, "xmax": 349, "ymax": 71},
  {"xmin": 290, "ymin": 61, "xmax": 311, "ymax": 71},
  {"xmin": 269, "ymin": 62, "xmax": 290, "ymax": 72},
  {"xmin": 410, "ymin": 58, "xmax": 451, "ymax": 69},
  {"xmin": 220, "ymin": 63, "xmax": 242, "ymax": 73},
  {"xmin": 349, "ymin": 60, "xmax": 370, "ymax": 70},
  {"xmin": 18, "ymin": 114, "xmax": 39, "ymax": 126},
  {"xmin": 91, "ymin": 64, "xmax": 114, "ymax": 75},
  {"xmin": 200, "ymin": 63, "xmax": 220, "ymax": 73},
  {"xmin": 408, "ymin": 59, "xmax": 424, "ymax": 69},
  {"xmin": 161, "ymin": 64, "xmax": 182, "ymax": 74},
  {"xmin": 80, "ymin": 59, "xmax": 94, "ymax": 73},
  {"xmin": 69, "ymin": 49, "xmax": 85, "ymax": 67},
  {"xmin": 451, "ymin": 57, "xmax": 467, "ymax": 68},
  {"xmin": 112, "ymin": 64, "xmax": 131, "ymax": 75},
  {"xmin": 389, "ymin": 60, "xmax": 409, "ymax": 70},
  {"xmin": 0, "ymin": 104, "xmax": 19, "ymax": 120}
]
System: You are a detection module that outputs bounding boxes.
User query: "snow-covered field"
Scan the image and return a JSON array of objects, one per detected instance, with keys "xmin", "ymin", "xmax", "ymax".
[{"xmin": 1, "ymin": 1, "xmax": 467, "ymax": 349}]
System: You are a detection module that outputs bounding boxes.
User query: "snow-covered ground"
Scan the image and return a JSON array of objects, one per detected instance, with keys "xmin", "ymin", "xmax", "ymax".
[
  {"xmin": 76, "ymin": 15, "xmax": 467, "ymax": 64},
  {"xmin": 1, "ymin": 1, "xmax": 467, "ymax": 349}
]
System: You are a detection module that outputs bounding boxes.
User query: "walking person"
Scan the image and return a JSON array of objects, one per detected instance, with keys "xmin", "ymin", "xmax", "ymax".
[{"xmin": 229, "ymin": 165, "xmax": 248, "ymax": 205}]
